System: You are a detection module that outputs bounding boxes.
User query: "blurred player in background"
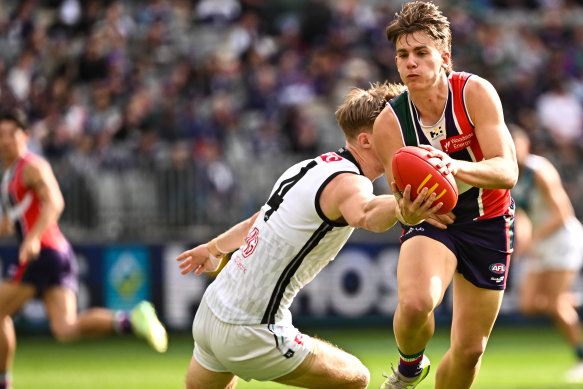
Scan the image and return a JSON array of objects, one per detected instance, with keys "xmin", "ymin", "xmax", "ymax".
[
  {"xmin": 0, "ymin": 109, "xmax": 167, "ymax": 389},
  {"xmin": 511, "ymin": 125, "xmax": 583, "ymax": 383},
  {"xmin": 372, "ymin": 2, "xmax": 517, "ymax": 388},
  {"xmin": 176, "ymin": 81, "xmax": 450, "ymax": 389}
]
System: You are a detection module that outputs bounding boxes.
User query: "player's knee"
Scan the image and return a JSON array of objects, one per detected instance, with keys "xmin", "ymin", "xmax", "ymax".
[
  {"xmin": 354, "ymin": 365, "xmax": 371, "ymax": 389},
  {"xmin": 518, "ymin": 300, "xmax": 537, "ymax": 315},
  {"xmin": 453, "ymin": 343, "xmax": 485, "ymax": 369},
  {"xmin": 398, "ymin": 296, "xmax": 434, "ymax": 325},
  {"xmin": 343, "ymin": 359, "xmax": 370, "ymax": 389},
  {"xmin": 519, "ymin": 296, "xmax": 545, "ymax": 316},
  {"xmin": 51, "ymin": 323, "xmax": 78, "ymax": 342}
]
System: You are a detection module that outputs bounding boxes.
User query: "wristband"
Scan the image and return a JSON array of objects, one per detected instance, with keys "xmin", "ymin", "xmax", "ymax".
[
  {"xmin": 395, "ymin": 206, "xmax": 424, "ymax": 226},
  {"xmin": 206, "ymin": 252, "xmax": 221, "ymax": 272},
  {"xmin": 207, "ymin": 239, "xmax": 227, "ymax": 258}
]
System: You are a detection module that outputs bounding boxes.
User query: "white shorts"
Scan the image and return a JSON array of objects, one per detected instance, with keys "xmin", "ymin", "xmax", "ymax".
[
  {"xmin": 192, "ymin": 297, "xmax": 314, "ymax": 381},
  {"xmin": 526, "ymin": 217, "xmax": 583, "ymax": 272}
]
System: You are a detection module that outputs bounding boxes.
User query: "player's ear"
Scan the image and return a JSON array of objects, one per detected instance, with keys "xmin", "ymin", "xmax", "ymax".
[
  {"xmin": 441, "ymin": 51, "xmax": 451, "ymax": 69},
  {"xmin": 356, "ymin": 131, "xmax": 372, "ymax": 149}
]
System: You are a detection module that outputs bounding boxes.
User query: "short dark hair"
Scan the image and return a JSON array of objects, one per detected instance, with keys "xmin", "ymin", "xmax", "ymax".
[{"xmin": 0, "ymin": 109, "xmax": 29, "ymax": 131}]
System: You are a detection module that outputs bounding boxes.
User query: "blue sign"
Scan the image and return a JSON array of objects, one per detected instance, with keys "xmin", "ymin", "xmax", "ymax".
[{"xmin": 104, "ymin": 246, "xmax": 150, "ymax": 311}]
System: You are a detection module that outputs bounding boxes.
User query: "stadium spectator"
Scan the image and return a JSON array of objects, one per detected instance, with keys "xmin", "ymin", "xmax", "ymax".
[
  {"xmin": 0, "ymin": 109, "xmax": 167, "ymax": 389},
  {"xmin": 372, "ymin": 2, "xmax": 517, "ymax": 388},
  {"xmin": 0, "ymin": 0, "xmax": 581, "ymax": 239},
  {"xmin": 511, "ymin": 125, "xmax": 583, "ymax": 384},
  {"xmin": 176, "ymin": 81, "xmax": 448, "ymax": 389}
]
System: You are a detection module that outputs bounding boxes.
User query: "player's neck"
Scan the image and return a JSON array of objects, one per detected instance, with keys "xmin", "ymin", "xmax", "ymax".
[
  {"xmin": 1, "ymin": 149, "xmax": 26, "ymax": 169},
  {"xmin": 408, "ymin": 74, "xmax": 448, "ymax": 124},
  {"xmin": 345, "ymin": 144, "xmax": 380, "ymax": 182}
]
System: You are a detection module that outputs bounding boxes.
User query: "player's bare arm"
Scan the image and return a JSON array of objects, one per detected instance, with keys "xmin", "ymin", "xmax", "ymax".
[
  {"xmin": 18, "ymin": 159, "xmax": 64, "ymax": 264},
  {"xmin": 0, "ymin": 215, "xmax": 13, "ymax": 236},
  {"xmin": 320, "ymin": 172, "xmax": 443, "ymax": 232},
  {"xmin": 177, "ymin": 211, "xmax": 259, "ymax": 275},
  {"xmin": 531, "ymin": 157, "xmax": 574, "ymax": 242},
  {"xmin": 427, "ymin": 77, "xmax": 517, "ymax": 189}
]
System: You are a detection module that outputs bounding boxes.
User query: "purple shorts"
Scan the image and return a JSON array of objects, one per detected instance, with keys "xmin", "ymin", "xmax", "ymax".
[
  {"xmin": 8, "ymin": 244, "xmax": 78, "ymax": 296},
  {"xmin": 400, "ymin": 212, "xmax": 514, "ymax": 290}
]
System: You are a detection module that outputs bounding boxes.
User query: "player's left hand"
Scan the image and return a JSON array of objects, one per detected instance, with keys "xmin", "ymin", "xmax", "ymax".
[
  {"xmin": 176, "ymin": 244, "xmax": 221, "ymax": 275},
  {"xmin": 19, "ymin": 236, "xmax": 41, "ymax": 264},
  {"xmin": 393, "ymin": 183, "xmax": 445, "ymax": 227}
]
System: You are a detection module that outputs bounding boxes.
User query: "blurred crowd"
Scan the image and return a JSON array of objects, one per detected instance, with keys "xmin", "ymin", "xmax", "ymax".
[{"xmin": 1, "ymin": 0, "xmax": 583, "ymax": 241}]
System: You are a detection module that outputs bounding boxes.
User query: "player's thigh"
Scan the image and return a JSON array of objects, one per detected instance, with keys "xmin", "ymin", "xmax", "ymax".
[
  {"xmin": 273, "ymin": 338, "xmax": 369, "ymax": 389},
  {"xmin": 185, "ymin": 355, "xmax": 237, "ymax": 389},
  {"xmin": 43, "ymin": 286, "xmax": 77, "ymax": 329},
  {"xmin": 451, "ymin": 273, "xmax": 504, "ymax": 353},
  {"xmin": 519, "ymin": 270, "xmax": 545, "ymax": 304},
  {"xmin": 398, "ymin": 235, "xmax": 457, "ymax": 305},
  {"xmin": 0, "ymin": 281, "xmax": 35, "ymax": 317},
  {"xmin": 541, "ymin": 270, "xmax": 578, "ymax": 302}
]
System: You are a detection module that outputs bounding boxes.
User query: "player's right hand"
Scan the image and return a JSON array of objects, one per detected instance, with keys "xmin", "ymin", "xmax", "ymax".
[{"xmin": 176, "ymin": 244, "xmax": 221, "ymax": 275}]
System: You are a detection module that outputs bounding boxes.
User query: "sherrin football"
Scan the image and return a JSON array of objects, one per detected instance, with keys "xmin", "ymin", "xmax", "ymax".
[{"xmin": 391, "ymin": 146, "xmax": 458, "ymax": 214}]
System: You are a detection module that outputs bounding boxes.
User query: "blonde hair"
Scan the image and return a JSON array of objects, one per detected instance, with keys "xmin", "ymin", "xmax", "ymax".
[
  {"xmin": 335, "ymin": 81, "xmax": 406, "ymax": 140},
  {"xmin": 386, "ymin": 1, "xmax": 453, "ymax": 75}
]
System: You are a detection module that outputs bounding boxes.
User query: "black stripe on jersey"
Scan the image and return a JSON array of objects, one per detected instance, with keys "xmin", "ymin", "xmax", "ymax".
[
  {"xmin": 336, "ymin": 147, "xmax": 363, "ymax": 175},
  {"xmin": 315, "ymin": 171, "xmax": 357, "ymax": 227},
  {"xmin": 261, "ymin": 222, "xmax": 333, "ymax": 325},
  {"xmin": 264, "ymin": 160, "xmax": 318, "ymax": 222}
]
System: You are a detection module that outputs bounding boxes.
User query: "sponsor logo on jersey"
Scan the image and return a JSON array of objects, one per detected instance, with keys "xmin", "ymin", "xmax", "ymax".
[
  {"xmin": 489, "ymin": 263, "xmax": 506, "ymax": 274},
  {"xmin": 440, "ymin": 132, "xmax": 475, "ymax": 153},
  {"xmin": 429, "ymin": 126, "xmax": 445, "ymax": 140},
  {"xmin": 294, "ymin": 333, "xmax": 304, "ymax": 346}
]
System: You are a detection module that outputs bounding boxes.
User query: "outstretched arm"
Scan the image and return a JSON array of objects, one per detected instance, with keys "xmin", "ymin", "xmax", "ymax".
[
  {"xmin": 176, "ymin": 211, "xmax": 259, "ymax": 275},
  {"xmin": 319, "ymin": 173, "xmax": 442, "ymax": 232}
]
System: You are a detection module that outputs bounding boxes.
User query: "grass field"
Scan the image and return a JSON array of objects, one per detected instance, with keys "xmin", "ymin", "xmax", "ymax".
[{"xmin": 13, "ymin": 324, "xmax": 582, "ymax": 389}]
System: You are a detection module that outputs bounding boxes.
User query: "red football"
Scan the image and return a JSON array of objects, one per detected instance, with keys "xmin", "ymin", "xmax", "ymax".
[{"xmin": 391, "ymin": 146, "xmax": 458, "ymax": 214}]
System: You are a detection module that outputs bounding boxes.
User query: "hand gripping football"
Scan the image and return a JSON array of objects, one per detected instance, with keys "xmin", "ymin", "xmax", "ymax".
[{"xmin": 391, "ymin": 146, "xmax": 458, "ymax": 214}]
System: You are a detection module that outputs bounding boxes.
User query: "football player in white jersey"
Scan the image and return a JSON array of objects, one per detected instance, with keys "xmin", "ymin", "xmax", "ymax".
[
  {"xmin": 511, "ymin": 125, "xmax": 583, "ymax": 383},
  {"xmin": 176, "ymin": 81, "xmax": 451, "ymax": 389}
]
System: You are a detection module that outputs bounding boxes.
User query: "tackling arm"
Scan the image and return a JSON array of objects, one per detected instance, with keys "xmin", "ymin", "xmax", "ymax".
[
  {"xmin": 319, "ymin": 173, "xmax": 441, "ymax": 232},
  {"xmin": 176, "ymin": 211, "xmax": 259, "ymax": 275}
]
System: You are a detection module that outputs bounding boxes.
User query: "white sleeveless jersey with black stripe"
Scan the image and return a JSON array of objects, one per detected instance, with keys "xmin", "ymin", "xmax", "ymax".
[{"xmin": 204, "ymin": 148, "xmax": 362, "ymax": 326}]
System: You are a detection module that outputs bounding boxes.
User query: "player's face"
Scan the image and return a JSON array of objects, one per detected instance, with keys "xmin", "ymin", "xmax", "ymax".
[
  {"xmin": 395, "ymin": 31, "xmax": 449, "ymax": 90},
  {"xmin": 0, "ymin": 120, "xmax": 27, "ymax": 166}
]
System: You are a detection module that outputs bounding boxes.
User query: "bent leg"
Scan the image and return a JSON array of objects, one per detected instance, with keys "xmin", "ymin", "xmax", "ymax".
[
  {"xmin": 394, "ymin": 236, "xmax": 457, "ymax": 355},
  {"xmin": 185, "ymin": 355, "xmax": 237, "ymax": 389},
  {"xmin": 519, "ymin": 271, "xmax": 547, "ymax": 315},
  {"xmin": 273, "ymin": 338, "xmax": 369, "ymax": 389},
  {"xmin": 43, "ymin": 286, "xmax": 115, "ymax": 342},
  {"xmin": 541, "ymin": 270, "xmax": 581, "ymax": 347},
  {"xmin": 435, "ymin": 273, "xmax": 504, "ymax": 389},
  {"xmin": 0, "ymin": 282, "xmax": 36, "ymax": 372}
]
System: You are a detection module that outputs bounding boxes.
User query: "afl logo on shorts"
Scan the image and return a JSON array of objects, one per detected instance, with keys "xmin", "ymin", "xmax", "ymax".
[{"xmin": 489, "ymin": 263, "xmax": 506, "ymax": 274}]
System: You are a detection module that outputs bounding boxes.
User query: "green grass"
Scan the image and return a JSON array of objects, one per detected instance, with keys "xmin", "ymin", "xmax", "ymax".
[{"xmin": 12, "ymin": 325, "xmax": 581, "ymax": 388}]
